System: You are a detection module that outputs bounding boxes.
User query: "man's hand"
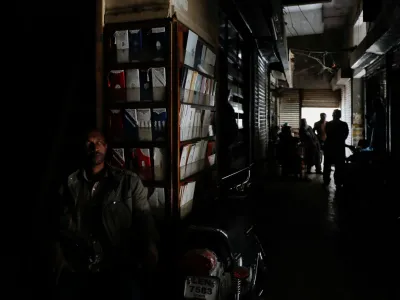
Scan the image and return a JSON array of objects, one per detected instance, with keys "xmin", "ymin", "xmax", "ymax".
[
  {"xmin": 55, "ymin": 260, "xmax": 74, "ymax": 285},
  {"xmin": 144, "ymin": 245, "xmax": 158, "ymax": 271}
]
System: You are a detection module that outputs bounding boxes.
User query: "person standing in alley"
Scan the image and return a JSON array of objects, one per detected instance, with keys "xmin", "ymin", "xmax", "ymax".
[
  {"xmin": 277, "ymin": 124, "xmax": 302, "ymax": 177},
  {"xmin": 323, "ymin": 109, "xmax": 349, "ymax": 187},
  {"xmin": 313, "ymin": 113, "xmax": 327, "ymax": 144},
  {"xmin": 313, "ymin": 113, "xmax": 327, "ymax": 169},
  {"xmin": 299, "ymin": 118, "xmax": 321, "ymax": 174},
  {"xmin": 367, "ymin": 96, "xmax": 386, "ymax": 154}
]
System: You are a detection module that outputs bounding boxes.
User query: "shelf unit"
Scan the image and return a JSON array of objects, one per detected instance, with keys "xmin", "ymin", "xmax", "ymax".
[
  {"xmin": 219, "ymin": 13, "xmax": 251, "ymax": 176},
  {"xmin": 103, "ymin": 18, "xmax": 218, "ymax": 221}
]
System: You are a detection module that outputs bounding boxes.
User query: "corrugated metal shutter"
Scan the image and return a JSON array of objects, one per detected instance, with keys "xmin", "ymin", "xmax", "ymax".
[
  {"xmin": 393, "ymin": 45, "xmax": 400, "ymax": 70},
  {"xmin": 254, "ymin": 55, "xmax": 268, "ymax": 161},
  {"xmin": 269, "ymin": 73, "xmax": 277, "ymax": 128},
  {"xmin": 280, "ymin": 89, "xmax": 300, "ymax": 131},
  {"xmin": 302, "ymin": 89, "xmax": 341, "ymax": 108},
  {"xmin": 270, "ymin": 94, "xmax": 277, "ymax": 128},
  {"xmin": 365, "ymin": 55, "xmax": 386, "ymax": 78},
  {"xmin": 276, "ymin": 97, "xmax": 281, "ymax": 127},
  {"xmin": 341, "ymin": 80, "xmax": 352, "ymax": 156}
]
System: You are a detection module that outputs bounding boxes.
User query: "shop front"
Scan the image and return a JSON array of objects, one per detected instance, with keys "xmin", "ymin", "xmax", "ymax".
[
  {"xmin": 364, "ymin": 56, "xmax": 387, "ymax": 153},
  {"xmin": 96, "ymin": 0, "xmax": 284, "ymax": 222},
  {"xmin": 349, "ymin": 3, "xmax": 400, "ymax": 156},
  {"xmin": 387, "ymin": 45, "xmax": 400, "ymax": 164}
]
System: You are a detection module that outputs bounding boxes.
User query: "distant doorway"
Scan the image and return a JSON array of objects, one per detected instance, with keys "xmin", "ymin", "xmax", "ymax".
[{"xmin": 301, "ymin": 107, "xmax": 338, "ymax": 127}]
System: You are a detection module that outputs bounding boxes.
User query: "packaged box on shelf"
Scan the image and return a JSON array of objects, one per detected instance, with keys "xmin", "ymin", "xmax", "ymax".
[{"xmin": 105, "ymin": 0, "xmax": 219, "ymax": 48}]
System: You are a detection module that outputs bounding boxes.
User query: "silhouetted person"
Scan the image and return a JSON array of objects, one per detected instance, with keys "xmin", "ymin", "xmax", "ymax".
[
  {"xmin": 300, "ymin": 118, "xmax": 321, "ymax": 174},
  {"xmin": 220, "ymin": 100, "xmax": 239, "ymax": 174},
  {"xmin": 52, "ymin": 128, "xmax": 158, "ymax": 299},
  {"xmin": 323, "ymin": 110, "xmax": 349, "ymax": 186},
  {"xmin": 314, "ymin": 112, "xmax": 327, "ymax": 168},
  {"xmin": 313, "ymin": 113, "xmax": 327, "ymax": 145},
  {"xmin": 278, "ymin": 124, "xmax": 301, "ymax": 177},
  {"xmin": 270, "ymin": 125, "xmax": 280, "ymax": 143},
  {"xmin": 368, "ymin": 97, "xmax": 386, "ymax": 153}
]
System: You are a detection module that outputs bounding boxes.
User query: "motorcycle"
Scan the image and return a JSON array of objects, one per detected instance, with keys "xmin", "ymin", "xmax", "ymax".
[
  {"xmin": 179, "ymin": 224, "xmax": 267, "ymax": 300},
  {"xmin": 178, "ymin": 166, "xmax": 267, "ymax": 300},
  {"xmin": 343, "ymin": 144, "xmax": 385, "ymax": 187}
]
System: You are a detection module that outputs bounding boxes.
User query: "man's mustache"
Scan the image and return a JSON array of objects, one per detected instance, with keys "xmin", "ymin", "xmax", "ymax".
[{"xmin": 88, "ymin": 150, "xmax": 102, "ymax": 156}]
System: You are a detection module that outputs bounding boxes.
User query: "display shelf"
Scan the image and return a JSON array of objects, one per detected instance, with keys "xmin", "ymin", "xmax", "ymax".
[
  {"xmin": 219, "ymin": 13, "xmax": 251, "ymax": 176},
  {"xmin": 177, "ymin": 22, "xmax": 218, "ymax": 218},
  {"xmin": 110, "ymin": 141, "xmax": 165, "ymax": 148},
  {"xmin": 180, "ymin": 102, "xmax": 216, "ymax": 110},
  {"xmin": 106, "ymin": 61, "xmax": 167, "ymax": 71},
  {"xmin": 103, "ymin": 18, "xmax": 218, "ymax": 221},
  {"xmin": 105, "ymin": 102, "xmax": 167, "ymax": 109},
  {"xmin": 180, "ymin": 164, "xmax": 216, "ymax": 184},
  {"xmin": 180, "ymin": 136, "xmax": 215, "ymax": 146}
]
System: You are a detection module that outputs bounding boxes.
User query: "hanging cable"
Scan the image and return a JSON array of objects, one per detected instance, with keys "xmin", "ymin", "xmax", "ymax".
[
  {"xmin": 298, "ymin": 5, "xmax": 316, "ymax": 34},
  {"xmin": 284, "ymin": 7, "xmax": 299, "ymax": 36},
  {"xmin": 288, "ymin": 9, "xmax": 299, "ymax": 36},
  {"xmin": 285, "ymin": 25, "xmax": 294, "ymax": 37},
  {"xmin": 293, "ymin": 51, "xmax": 335, "ymax": 74},
  {"xmin": 290, "ymin": 47, "xmax": 356, "ymax": 54}
]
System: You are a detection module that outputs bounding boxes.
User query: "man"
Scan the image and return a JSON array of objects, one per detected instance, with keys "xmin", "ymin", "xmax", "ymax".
[
  {"xmin": 313, "ymin": 113, "xmax": 327, "ymax": 144},
  {"xmin": 313, "ymin": 113, "xmax": 327, "ymax": 169},
  {"xmin": 367, "ymin": 97, "xmax": 386, "ymax": 153},
  {"xmin": 323, "ymin": 110, "xmax": 349, "ymax": 187},
  {"xmin": 52, "ymin": 128, "xmax": 158, "ymax": 299},
  {"xmin": 220, "ymin": 99, "xmax": 239, "ymax": 174},
  {"xmin": 278, "ymin": 124, "xmax": 301, "ymax": 177}
]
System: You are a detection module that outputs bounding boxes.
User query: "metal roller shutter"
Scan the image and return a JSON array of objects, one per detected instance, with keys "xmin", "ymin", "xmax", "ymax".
[
  {"xmin": 302, "ymin": 89, "xmax": 341, "ymax": 108},
  {"xmin": 341, "ymin": 80, "xmax": 352, "ymax": 156},
  {"xmin": 269, "ymin": 73, "xmax": 277, "ymax": 128},
  {"xmin": 254, "ymin": 55, "xmax": 268, "ymax": 161},
  {"xmin": 365, "ymin": 55, "xmax": 386, "ymax": 78},
  {"xmin": 393, "ymin": 45, "xmax": 400, "ymax": 70},
  {"xmin": 280, "ymin": 89, "xmax": 300, "ymax": 131}
]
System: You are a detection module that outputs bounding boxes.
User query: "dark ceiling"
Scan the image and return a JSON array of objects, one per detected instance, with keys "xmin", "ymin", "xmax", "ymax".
[
  {"xmin": 227, "ymin": 0, "xmax": 281, "ymax": 64},
  {"xmin": 282, "ymin": 0, "xmax": 332, "ymax": 5}
]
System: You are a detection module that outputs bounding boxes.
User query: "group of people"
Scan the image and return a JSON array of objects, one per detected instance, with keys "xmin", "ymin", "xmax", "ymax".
[
  {"xmin": 52, "ymin": 111, "xmax": 351, "ymax": 299},
  {"xmin": 278, "ymin": 109, "xmax": 349, "ymax": 186}
]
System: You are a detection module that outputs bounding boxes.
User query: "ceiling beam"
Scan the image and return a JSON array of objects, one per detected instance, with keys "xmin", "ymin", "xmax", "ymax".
[{"xmin": 282, "ymin": 0, "xmax": 331, "ymax": 6}]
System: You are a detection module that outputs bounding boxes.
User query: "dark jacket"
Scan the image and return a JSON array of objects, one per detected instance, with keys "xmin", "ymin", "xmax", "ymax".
[
  {"xmin": 325, "ymin": 120, "xmax": 349, "ymax": 159},
  {"xmin": 313, "ymin": 120, "xmax": 327, "ymax": 142},
  {"xmin": 53, "ymin": 166, "xmax": 158, "ymax": 275}
]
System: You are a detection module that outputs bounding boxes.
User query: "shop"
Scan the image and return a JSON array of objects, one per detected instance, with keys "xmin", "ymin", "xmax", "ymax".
[
  {"xmin": 340, "ymin": 80, "xmax": 353, "ymax": 154},
  {"xmin": 96, "ymin": 0, "xmax": 280, "ymax": 222},
  {"xmin": 218, "ymin": 11, "xmax": 253, "ymax": 177},
  {"xmin": 363, "ymin": 55, "xmax": 387, "ymax": 152},
  {"xmin": 349, "ymin": 2, "xmax": 400, "ymax": 155},
  {"xmin": 387, "ymin": 45, "xmax": 400, "ymax": 161},
  {"xmin": 97, "ymin": 0, "xmax": 220, "ymax": 222}
]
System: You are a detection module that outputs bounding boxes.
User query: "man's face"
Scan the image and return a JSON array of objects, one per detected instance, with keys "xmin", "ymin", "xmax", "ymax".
[
  {"xmin": 86, "ymin": 131, "xmax": 107, "ymax": 166},
  {"xmin": 321, "ymin": 114, "xmax": 326, "ymax": 121}
]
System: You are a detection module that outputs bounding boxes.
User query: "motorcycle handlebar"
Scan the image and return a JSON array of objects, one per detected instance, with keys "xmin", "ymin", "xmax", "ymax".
[{"xmin": 219, "ymin": 163, "xmax": 254, "ymax": 182}]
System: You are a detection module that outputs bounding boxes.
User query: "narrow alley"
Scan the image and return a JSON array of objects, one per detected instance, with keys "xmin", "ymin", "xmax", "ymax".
[
  {"xmin": 21, "ymin": 1, "xmax": 400, "ymax": 299},
  {"xmin": 254, "ymin": 174, "xmax": 397, "ymax": 300}
]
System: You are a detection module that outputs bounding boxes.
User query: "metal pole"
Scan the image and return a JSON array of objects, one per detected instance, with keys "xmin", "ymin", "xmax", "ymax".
[{"xmin": 95, "ymin": 0, "xmax": 105, "ymax": 129}]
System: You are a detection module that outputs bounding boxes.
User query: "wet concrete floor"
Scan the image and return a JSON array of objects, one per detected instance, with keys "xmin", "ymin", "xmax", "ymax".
[{"xmin": 254, "ymin": 173, "xmax": 398, "ymax": 300}]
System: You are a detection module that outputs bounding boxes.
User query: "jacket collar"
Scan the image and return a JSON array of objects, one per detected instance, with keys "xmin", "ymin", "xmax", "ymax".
[{"xmin": 68, "ymin": 165, "xmax": 123, "ymax": 199}]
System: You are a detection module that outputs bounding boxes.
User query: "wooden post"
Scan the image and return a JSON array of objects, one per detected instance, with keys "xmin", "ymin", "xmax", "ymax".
[{"xmin": 95, "ymin": 0, "xmax": 105, "ymax": 129}]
